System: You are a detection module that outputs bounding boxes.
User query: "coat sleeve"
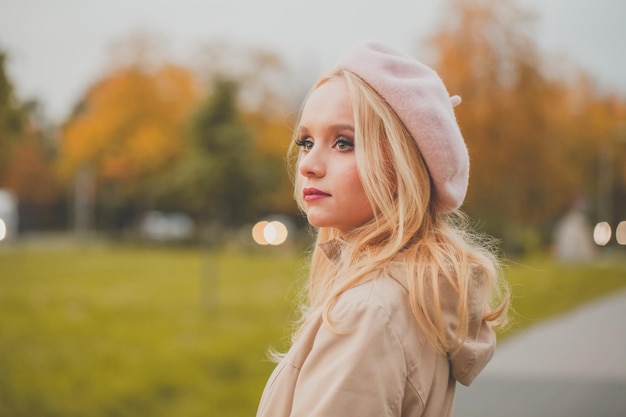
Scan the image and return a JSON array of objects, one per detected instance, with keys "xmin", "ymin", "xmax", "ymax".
[{"xmin": 290, "ymin": 300, "xmax": 407, "ymax": 417}]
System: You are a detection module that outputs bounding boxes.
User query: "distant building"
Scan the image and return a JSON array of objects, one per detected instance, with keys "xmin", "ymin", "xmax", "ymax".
[
  {"xmin": 0, "ymin": 189, "xmax": 18, "ymax": 242},
  {"xmin": 553, "ymin": 207, "xmax": 595, "ymax": 263}
]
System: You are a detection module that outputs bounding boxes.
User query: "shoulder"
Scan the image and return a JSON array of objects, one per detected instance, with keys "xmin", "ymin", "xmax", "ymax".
[
  {"xmin": 335, "ymin": 269, "xmax": 406, "ymax": 309},
  {"xmin": 331, "ymin": 268, "xmax": 417, "ymax": 338},
  {"xmin": 330, "ymin": 266, "xmax": 442, "ymax": 399}
]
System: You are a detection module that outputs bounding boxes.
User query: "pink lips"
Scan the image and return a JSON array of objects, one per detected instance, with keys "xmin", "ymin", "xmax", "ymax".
[{"xmin": 303, "ymin": 187, "xmax": 331, "ymax": 202}]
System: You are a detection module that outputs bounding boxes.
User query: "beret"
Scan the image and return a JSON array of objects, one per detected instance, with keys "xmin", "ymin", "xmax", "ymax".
[{"xmin": 333, "ymin": 41, "xmax": 469, "ymax": 212}]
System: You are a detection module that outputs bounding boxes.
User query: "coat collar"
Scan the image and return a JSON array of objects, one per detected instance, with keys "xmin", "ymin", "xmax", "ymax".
[{"xmin": 318, "ymin": 237, "xmax": 346, "ymax": 264}]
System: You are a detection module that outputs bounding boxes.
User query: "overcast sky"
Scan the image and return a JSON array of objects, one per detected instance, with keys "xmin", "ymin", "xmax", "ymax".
[{"xmin": 0, "ymin": 0, "xmax": 624, "ymax": 123}]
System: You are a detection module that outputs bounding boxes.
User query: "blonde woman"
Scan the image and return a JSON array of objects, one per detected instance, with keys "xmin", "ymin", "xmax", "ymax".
[{"xmin": 256, "ymin": 41, "xmax": 509, "ymax": 417}]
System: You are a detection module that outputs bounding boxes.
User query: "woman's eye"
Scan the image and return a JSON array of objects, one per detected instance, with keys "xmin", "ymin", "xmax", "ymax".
[
  {"xmin": 295, "ymin": 138, "xmax": 314, "ymax": 151},
  {"xmin": 335, "ymin": 137, "xmax": 354, "ymax": 151}
]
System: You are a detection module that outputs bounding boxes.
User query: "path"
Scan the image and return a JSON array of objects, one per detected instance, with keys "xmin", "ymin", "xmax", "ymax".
[{"xmin": 454, "ymin": 289, "xmax": 626, "ymax": 417}]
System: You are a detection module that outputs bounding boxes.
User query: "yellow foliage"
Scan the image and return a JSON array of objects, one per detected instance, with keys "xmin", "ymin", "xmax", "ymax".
[
  {"xmin": 427, "ymin": 0, "xmax": 626, "ymax": 226},
  {"xmin": 243, "ymin": 111, "xmax": 293, "ymax": 158},
  {"xmin": 59, "ymin": 64, "xmax": 199, "ymax": 187}
]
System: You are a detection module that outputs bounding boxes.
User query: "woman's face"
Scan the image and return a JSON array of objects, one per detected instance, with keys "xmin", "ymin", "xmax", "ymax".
[{"xmin": 296, "ymin": 78, "xmax": 375, "ymax": 234}]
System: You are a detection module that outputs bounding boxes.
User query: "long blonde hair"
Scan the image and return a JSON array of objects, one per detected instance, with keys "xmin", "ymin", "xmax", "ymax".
[{"xmin": 288, "ymin": 69, "xmax": 508, "ymax": 354}]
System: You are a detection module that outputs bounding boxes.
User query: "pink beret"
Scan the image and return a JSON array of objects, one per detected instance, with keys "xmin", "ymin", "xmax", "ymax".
[{"xmin": 333, "ymin": 41, "xmax": 469, "ymax": 212}]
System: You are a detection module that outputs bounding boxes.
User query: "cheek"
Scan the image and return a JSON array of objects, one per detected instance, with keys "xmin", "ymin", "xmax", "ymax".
[{"xmin": 343, "ymin": 165, "xmax": 370, "ymax": 206}]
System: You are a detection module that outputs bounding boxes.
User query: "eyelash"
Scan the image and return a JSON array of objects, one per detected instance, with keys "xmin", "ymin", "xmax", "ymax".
[
  {"xmin": 294, "ymin": 136, "xmax": 354, "ymax": 151},
  {"xmin": 335, "ymin": 137, "xmax": 354, "ymax": 150},
  {"xmin": 294, "ymin": 137, "xmax": 312, "ymax": 148}
]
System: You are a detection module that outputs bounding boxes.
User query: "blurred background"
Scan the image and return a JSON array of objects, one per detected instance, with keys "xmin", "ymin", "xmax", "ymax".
[{"xmin": 0, "ymin": 0, "xmax": 624, "ymax": 416}]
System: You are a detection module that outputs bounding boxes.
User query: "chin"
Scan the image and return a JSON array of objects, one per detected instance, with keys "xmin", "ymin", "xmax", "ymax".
[{"xmin": 305, "ymin": 214, "xmax": 331, "ymax": 229}]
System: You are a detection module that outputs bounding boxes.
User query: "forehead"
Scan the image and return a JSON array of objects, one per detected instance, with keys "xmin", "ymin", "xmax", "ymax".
[{"xmin": 299, "ymin": 78, "xmax": 353, "ymax": 128}]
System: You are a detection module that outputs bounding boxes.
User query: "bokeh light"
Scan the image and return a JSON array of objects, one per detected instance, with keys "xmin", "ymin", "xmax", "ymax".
[
  {"xmin": 616, "ymin": 221, "xmax": 626, "ymax": 245},
  {"xmin": 251, "ymin": 220, "xmax": 288, "ymax": 246},
  {"xmin": 0, "ymin": 218, "xmax": 6, "ymax": 241},
  {"xmin": 264, "ymin": 221, "xmax": 288, "ymax": 245},
  {"xmin": 593, "ymin": 222, "xmax": 612, "ymax": 246},
  {"xmin": 252, "ymin": 221, "xmax": 269, "ymax": 245}
]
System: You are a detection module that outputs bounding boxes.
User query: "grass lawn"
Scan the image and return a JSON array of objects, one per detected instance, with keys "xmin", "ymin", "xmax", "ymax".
[
  {"xmin": 0, "ymin": 239, "xmax": 624, "ymax": 416},
  {"xmin": 500, "ymin": 255, "xmax": 626, "ymax": 337}
]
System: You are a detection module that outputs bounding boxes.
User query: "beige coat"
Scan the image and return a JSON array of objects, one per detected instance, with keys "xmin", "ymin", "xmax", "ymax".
[{"xmin": 256, "ymin": 255, "xmax": 496, "ymax": 417}]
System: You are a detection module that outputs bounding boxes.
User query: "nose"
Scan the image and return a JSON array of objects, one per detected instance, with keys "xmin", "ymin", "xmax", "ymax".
[{"xmin": 298, "ymin": 148, "xmax": 325, "ymax": 178}]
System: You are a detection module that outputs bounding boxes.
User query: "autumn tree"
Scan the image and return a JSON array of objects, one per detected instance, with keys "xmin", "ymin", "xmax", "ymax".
[
  {"xmin": 194, "ymin": 41, "xmax": 292, "ymax": 115},
  {"xmin": 60, "ymin": 63, "xmax": 198, "ymax": 188},
  {"xmin": 58, "ymin": 51, "xmax": 198, "ymax": 230},
  {"xmin": 426, "ymin": 0, "xmax": 626, "ymax": 251},
  {"xmin": 0, "ymin": 51, "xmax": 63, "ymax": 230},
  {"xmin": 195, "ymin": 41, "xmax": 298, "ymax": 216},
  {"xmin": 242, "ymin": 110, "xmax": 296, "ymax": 216},
  {"xmin": 145, "ymin": 77, "xmax": 272, "ymax": 236},
  {"xmin": 562, "ymin": 79, "xmax": 626, "ymax": 225}
]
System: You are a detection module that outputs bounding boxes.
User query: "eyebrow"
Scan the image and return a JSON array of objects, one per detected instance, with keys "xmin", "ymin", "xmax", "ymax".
[{"xmin": 298, "ymin": 124, "xmax": 355, "ymax": 134}]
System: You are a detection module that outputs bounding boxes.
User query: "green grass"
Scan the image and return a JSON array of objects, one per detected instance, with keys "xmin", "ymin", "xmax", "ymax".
[
  {"xmin": 0, "ymin": 241, "xmax": 624, "ymax": 416},
  {"xmin": 500, "ymin": 255, "xmax": 626, "ymax": 337},
  {"xmin": 0, "ymin": 242, "xmax": 302, "ymax": 417}
]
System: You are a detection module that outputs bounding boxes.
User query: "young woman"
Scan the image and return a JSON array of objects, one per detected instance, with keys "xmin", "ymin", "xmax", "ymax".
[{"xmin": 256, "ymin": 41, "xmax": 509, "ymax": 417}]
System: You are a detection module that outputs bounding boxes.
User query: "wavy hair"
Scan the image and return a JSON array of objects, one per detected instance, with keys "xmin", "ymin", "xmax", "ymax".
[{"xmin": 287, "ymin": 69, "xmax": 509, "ymax": 354}]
